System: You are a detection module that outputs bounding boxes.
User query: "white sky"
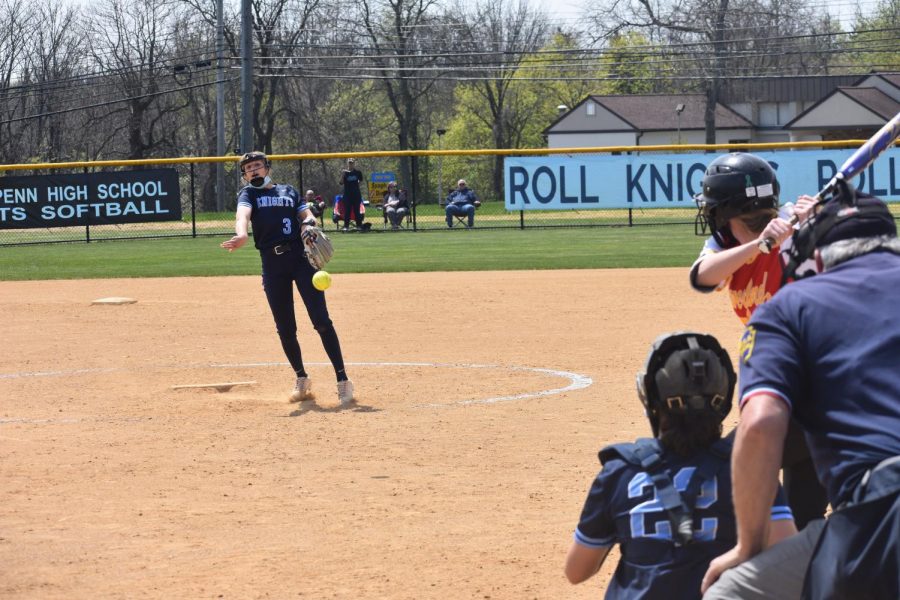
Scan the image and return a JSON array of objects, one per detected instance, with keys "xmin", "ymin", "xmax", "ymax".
[{"xmin": 529, "ymin": 0, "xmax": 881, "ymax": 32}]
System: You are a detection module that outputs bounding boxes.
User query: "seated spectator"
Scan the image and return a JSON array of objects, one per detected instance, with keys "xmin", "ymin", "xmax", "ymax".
[
  {"xmin": 383, "ymin": 181, "xmax": 409, "ymax": 230},
  {"xmin": 333, "ymin": 193, "xmax": 370, "ymax": 232},
  {"xmin": 305, "ymin": 189, "xmax": 327, "ymax": 224},
  {"xmin": 445, "ymin": 179, "xmax": 480, "ymax": 228}
]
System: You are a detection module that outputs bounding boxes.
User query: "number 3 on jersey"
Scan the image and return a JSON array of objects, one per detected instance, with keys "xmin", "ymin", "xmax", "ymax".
[
  {"xmin": 627, "ymin": 468, "xmax": 718, "ymax": 541},
  {"xmin": 282, "ymin": 218, "xmax": 292, "ymax": 235}
]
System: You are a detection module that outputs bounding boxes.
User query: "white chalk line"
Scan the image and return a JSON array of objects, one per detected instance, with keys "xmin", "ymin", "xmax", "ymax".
[
  {"xmin": 210, "ymin": 361, "xmax": 593, "ymax": 407},
  {"xmin": 0, "ymin": 361, "xmax": 593, "ymax": 423}
]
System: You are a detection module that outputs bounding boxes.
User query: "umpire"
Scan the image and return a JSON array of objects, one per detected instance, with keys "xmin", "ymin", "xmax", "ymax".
[{"xmin": 702, "ymin": 182, "xmax": 900, "ymax": 600}]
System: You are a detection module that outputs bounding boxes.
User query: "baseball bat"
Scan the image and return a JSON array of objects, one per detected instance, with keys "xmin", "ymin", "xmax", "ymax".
[{"xmin": 758, "ymin": 110, "xmax": 900, "ymax": 253}]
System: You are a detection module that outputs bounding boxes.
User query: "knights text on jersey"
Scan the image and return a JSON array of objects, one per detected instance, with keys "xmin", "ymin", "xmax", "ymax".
[
  {"xmin": 237, "ymin": 184, "xmax": 307, "ymax": 250},
  {"xmin": 574, "ymin": 445, "xmax": 791, "ymax": 599},
  {"xmin": 739, "ymin": 251, "xmax": 900, "ymax": 507}
]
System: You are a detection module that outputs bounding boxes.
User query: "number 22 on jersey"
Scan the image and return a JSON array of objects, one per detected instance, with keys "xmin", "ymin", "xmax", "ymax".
[{"xmin": 627, "ymin": 468, "xmax": 718, "ymax": 541}]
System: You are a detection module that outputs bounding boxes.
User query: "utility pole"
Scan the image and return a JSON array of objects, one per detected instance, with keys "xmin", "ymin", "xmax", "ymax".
[
  {"xmin": 675, "ymin": 103, "xmax": 685, "ymax": 145},
  {"xmin": 436, "ymin": 129, "xmax": 446, "ymax": 204},
  {"xmin": 215, "ymin": 0, "xmax": 226, "ymax": 211},
  {"xmin": 240, "ymin": 0, "xmax": 253, "ymax": 154}
]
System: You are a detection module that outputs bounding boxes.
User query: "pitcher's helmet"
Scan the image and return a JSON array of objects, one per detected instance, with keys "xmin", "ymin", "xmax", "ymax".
[{"xmin": 239, "ymin": 151, "xmax": 270, "ymax": 173}]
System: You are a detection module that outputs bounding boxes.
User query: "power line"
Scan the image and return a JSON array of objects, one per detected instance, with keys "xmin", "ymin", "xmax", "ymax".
[{"xmin": 0, "ymin": 77, "xmax": 236, "ymax": 126}]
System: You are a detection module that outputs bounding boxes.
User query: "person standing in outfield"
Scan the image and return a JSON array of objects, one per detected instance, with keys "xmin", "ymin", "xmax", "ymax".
[
  {"xmin": 221, "ymin": 151, "xmax": 354, "ymax": 406},
  {"xmin": 339, "ymin": 158, "xmax": 364, "ymax": 232},
  {"xmin": 565, "ymin": 332, "xmax": 795, "ymax": 599},
  {"xmin": 702, "ymin": 184, "xmax": 900, "ymax": 600},
  {"xmin": 689, "ymin": 152, "xmax": 824, "ymax": 530}
]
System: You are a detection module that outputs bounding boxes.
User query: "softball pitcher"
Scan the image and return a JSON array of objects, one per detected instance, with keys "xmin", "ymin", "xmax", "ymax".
[{"xmin": 221, "ymin": 151, "xmax": 354, "ymax": 406}]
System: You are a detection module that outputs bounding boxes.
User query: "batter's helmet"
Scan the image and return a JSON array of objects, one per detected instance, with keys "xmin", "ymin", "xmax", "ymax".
[
  {"xmin": 239, "ymin": 151, "xmax": 270, "ymax": 173},
  {"xmin": 636, "ymin": 332, "xmax": 735, "ymax": 438},
  {"xmin": 695, "ymin": 153, "xmax": 780, "ymax": 246}
]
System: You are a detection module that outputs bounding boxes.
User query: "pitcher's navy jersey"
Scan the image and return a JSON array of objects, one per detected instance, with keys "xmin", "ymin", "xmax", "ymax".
[
  {"xmin": 740, "ymin": 251, "xmax": 900, "ymax": 507},
  {"xmin": 237, "ymin": 184, "xmax": 307, "ymax": 250},
  {"xmin": 574, "ymin": 439, "xmax": 791, "ymax": 599}
]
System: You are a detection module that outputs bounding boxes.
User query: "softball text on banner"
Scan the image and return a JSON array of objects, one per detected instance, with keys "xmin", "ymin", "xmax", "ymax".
[
  {"xmin": 505, "ymin": 149, "xmax": 900, "ymax": 210},
  {"xmin": 0, "ymin": 169, "xmax": 182, "ymax": 229}
]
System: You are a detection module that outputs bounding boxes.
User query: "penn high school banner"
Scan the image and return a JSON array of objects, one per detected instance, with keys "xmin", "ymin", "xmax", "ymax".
[
  {"xmin": 504, "ymin": 149, "xmax": 900, "ymax": 210},
  {"xmin": 0, "ymin": 169, "xmax": 182, "ymax": 229}
]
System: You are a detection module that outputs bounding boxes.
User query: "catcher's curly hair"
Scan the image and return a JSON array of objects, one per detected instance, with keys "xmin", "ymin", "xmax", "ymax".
[{"xmin": 657, "ymin": 411, "xmax": 723, "ymax": 457}]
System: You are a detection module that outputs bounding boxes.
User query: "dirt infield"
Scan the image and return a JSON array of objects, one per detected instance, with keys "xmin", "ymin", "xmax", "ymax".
[{"xmin": 0, "ymin": 269, "xmax": 744, "ymax": 599}]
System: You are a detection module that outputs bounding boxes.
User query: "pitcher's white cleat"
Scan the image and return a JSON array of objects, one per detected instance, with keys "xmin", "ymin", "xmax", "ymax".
[
  {"xmin": 290, "ymin": 376, "xmax": 312, "ymax": 403},
  {"xmin": 337, "ymin": 379, "xmax": 354, "ymax": 406}
]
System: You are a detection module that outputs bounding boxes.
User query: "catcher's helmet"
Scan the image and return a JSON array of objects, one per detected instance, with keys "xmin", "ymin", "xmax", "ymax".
[
  {"xmin": 636, "ymin": 332, "xmax": 735, "ymax": 438},
  {"xmin": 239, "ymin": 151, "xmax": 270, "ymax": 173},
  {"xmin": 695, "ymin": 153, "xmax": 780, "ymax": 246}
]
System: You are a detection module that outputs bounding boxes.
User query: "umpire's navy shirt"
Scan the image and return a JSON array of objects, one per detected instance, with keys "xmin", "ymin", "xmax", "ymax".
[
  {"xmin": 237, "ymin": 184, "xmax": 307, "ymax": 250},
  {"xmin": 740, "ymin": 251, "xmax": 900, "ymax": 506}
]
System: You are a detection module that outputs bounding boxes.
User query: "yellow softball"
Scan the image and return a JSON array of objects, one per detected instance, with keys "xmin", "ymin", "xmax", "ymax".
[{"xmin": 312, "ymin": 270, "xmax": 332, "ymax": 291}]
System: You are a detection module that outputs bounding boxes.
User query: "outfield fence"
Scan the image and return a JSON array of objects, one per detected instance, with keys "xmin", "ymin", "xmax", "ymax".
[{"xmin": 0, "ymin": 140, "xmax": 895, "ymax": 246}]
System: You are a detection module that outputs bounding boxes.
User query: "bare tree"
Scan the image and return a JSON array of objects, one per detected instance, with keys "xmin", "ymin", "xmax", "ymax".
[
  {"xmin": 358, "ymin": 0, "xmax": 449, "ymax": 192},
  {"xmin": 0, "ymin": 0, "xmax": 35, "ymax": 162},
  {"xmin": 589, "ymin": 0, "xmax": 845, "ymax": 143},
  {"xmin": 450, "ymin": 0, "xmax": 549, "ymax": 198},
  {"xmin": 22, "ymin": 1, "xmax": 85, "ymax": 161},
  {"xmin": 86, "ymin": 0, "xmax": 188, "ymax": 159}
]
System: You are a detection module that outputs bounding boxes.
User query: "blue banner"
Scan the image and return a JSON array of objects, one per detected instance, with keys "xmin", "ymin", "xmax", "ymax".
[
  {"xmin": 504, "ymin": 149, "xmax": 900, "ymax": 210},
  {"xmin": 371, "ymin": 171, "xmax": 396, "ymax": 183}
]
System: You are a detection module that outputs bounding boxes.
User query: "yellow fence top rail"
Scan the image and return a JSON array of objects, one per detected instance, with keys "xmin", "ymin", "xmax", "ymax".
[{"xmin": 0, "ymin": 139, "xmax": 885, "ymax": 172}]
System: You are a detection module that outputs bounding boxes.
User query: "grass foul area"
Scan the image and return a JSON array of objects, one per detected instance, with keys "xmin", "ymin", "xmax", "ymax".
[{"xmin": 0, "ymin": 226, "xmax": 704, "ymax": 281}]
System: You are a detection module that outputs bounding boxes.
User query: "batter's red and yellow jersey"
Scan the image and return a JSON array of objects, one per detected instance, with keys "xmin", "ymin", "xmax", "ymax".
[{"xmin": 696, "ymin": 241, "xmax": 785, "ymax": 324}]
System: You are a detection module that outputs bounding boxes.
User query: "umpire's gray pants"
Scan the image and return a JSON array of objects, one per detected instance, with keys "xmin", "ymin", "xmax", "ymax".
[{"xmin": 703, "ymin": 519, "xmax": 825, "ymax": 600}]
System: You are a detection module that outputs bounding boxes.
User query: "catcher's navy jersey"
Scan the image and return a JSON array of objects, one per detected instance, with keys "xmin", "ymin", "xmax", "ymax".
[
  {"xmin": 574, "ymin": 439, "xmax": 791, "ymax": 599},
  {"xmin": 740, "ymin": 251, "xmax": 900, "ymax": 507},
  {"xmin": 237, "ymin": 184, "xmax": 308, "ymax": 250}
]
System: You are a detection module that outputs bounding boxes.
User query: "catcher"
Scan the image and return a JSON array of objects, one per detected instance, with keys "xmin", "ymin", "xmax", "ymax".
[
  {"xmin": 565, "ymin": 332, "xmax": 795, "ymax": 598},
  {"xmin": 221, "ymin": 151, "xmax": 354, "ymax": 406}
]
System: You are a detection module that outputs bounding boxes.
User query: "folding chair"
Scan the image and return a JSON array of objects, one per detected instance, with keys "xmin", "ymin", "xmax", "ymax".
[
  {"xmin": 332, "ymin": 195, "xmax": 371, "ymax": 232},
  {"xmin": 378, "ymin": 188, "xmax": 412, "ymax": 230},
  {"xmin": 446, "ymin": 200, "xmax": 480, "ymax": 228}
]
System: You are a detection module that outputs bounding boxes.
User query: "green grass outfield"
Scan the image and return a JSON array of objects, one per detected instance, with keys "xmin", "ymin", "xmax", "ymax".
[{"xmin": 0, "ymin": 226, "xmax": 704, "ymax": 281}]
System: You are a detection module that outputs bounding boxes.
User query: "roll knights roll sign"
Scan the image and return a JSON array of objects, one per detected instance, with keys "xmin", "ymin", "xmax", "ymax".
[{"xmin": 0, "ymin": 168, "xmax": 182, "ymax": 229}]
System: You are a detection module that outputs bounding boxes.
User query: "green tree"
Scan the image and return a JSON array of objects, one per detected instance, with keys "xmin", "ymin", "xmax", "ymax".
[
  {"xmin": 847, "ymin": 0, "xmax": 900, "ymax": 71},
  {"xmin": 605, "ymin": 31, "xmax": 657, "ymax": 94}
]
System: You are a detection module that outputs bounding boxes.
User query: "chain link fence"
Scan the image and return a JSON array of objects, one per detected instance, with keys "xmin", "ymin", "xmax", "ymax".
[{"xmin": 2, "ymin": 143, "xmax": 897, "ymax": 246}]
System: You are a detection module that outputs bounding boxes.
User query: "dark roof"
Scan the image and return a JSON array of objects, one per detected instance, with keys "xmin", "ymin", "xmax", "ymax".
[
  {"xmin": 852, "ymin": 71, "xmax": 900, "ymax": 89},
  {"xmin": 719, "ymin": 75, "xmax": 860, "ymax": 103},
  {"xmin": 784, "ymin": 86, "xmax": 900, "ymax": 129},
  {"xmin": 589, "ymin": 94, "xmax": 751, "ymax": 131},
  {"xmin": 839, "ymin": 87, "xmax": 900, "ymax": 120},
  {"xmin": 879, "ymin": 73, "xmax": 900, "ymax": 90}
]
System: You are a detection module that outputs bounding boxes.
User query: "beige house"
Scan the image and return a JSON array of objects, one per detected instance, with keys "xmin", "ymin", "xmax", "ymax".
[
  {"xmin": 545, "ymin": 73, "xmax": 898, "ymax": 148},
  {"xmin": 784, "ymin": 73, "xmax": 900, "ymax": 141}
]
